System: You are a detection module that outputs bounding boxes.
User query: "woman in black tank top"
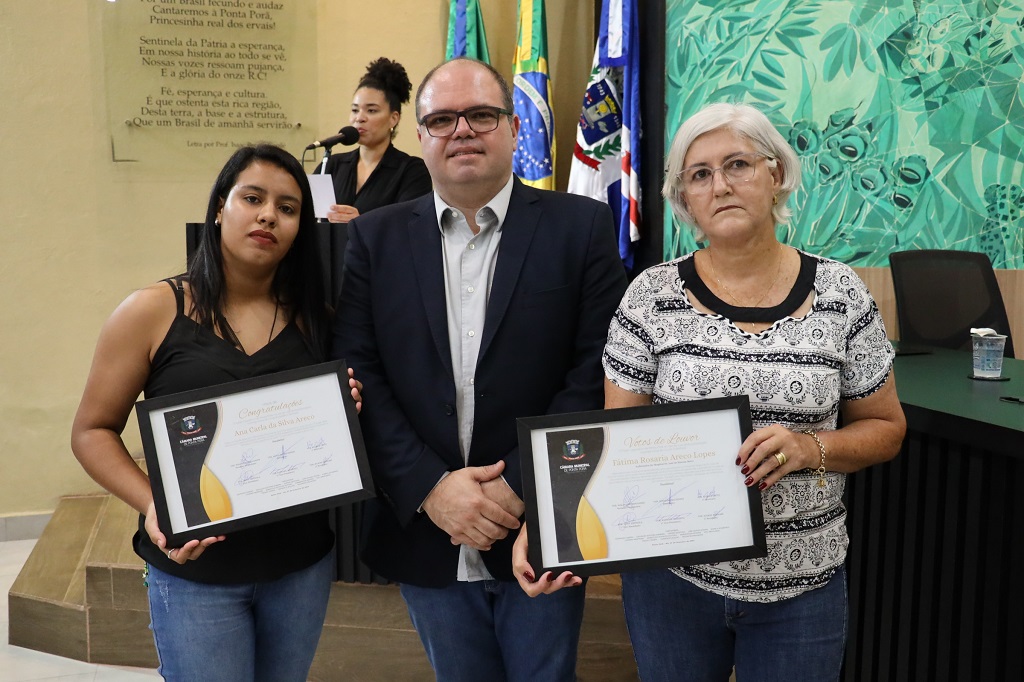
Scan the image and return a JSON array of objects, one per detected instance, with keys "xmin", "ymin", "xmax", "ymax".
[{"xmin": 71, "ymin": 145, "xmax": 362, "ymax": 682}]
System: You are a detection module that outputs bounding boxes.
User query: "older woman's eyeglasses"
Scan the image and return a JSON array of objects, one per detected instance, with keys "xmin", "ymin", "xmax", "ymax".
[
  {"xmin": 418, "ymin": 106, "xmax": 513, "ymax": 138},
  {"xmin": 678, "ymin": 153, "xmax": 771, "ymax": 193}
]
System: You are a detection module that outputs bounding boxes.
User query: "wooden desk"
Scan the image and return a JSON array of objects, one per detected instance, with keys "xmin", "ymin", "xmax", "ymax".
[{"xmin": 844, "ymin": 347, "xmax": 1024, "ymax": 681}]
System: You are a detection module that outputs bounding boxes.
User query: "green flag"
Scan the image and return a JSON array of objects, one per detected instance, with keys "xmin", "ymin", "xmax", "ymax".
[{"xmin": 446, "ymin": 0, "xmax": 490, "ymax": 63}]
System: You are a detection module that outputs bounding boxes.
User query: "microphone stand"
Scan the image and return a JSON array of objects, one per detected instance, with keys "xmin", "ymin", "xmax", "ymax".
[
  {"xmin": 316, "ymin": 145, "xmax": 335, "ymax": 225},
  {"xmin": 318, "ymin": 145, "xmax": 334, "ymax": 175}
]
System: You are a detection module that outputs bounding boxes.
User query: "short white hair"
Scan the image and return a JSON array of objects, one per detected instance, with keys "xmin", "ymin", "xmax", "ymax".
[{"xmin": 662, "ymin": 103, "xmax": 802, "ymax": 240}]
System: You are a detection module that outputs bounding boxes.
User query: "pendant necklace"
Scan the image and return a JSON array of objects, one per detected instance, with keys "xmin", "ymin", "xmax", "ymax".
[
  {"xmin": 707, "ymin": 248, "xmax": 783, "ymax": 332},
  {"xmin": 707, "ymin": 247, "xmax": 783, "ymax": 308},
  {"xmin": 232, "ymin": 300, "xmax": 280, "ymax": 354}
]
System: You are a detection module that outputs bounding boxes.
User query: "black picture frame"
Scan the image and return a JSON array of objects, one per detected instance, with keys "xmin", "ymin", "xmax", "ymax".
[
  {"xmin": 517, "ymin": 395, "xmax": 765, "ymax": 577},
  {"xmin": 136, "ymin": 360, "xmax": 374, "ymax": 547}
]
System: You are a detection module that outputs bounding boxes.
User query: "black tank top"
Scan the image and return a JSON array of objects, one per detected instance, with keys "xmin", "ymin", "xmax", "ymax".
[{"xmin": 133, "ymin": 279, "xmax": 334, "ymax": 584}]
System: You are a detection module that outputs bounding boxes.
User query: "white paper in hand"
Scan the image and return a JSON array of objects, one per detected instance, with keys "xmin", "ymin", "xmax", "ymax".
[{"xmin": 307, "ymin": 174, "xmax": 337, "ymax": 220}]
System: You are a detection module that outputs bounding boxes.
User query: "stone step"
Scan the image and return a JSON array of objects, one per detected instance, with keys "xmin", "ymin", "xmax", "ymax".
[
  {"xmin": 9, "ymin": 493, "xmax": 639, "ymax": 679},
  {"xmin": 82, "ymin": 494, "xmax": 157, "ymax": 668},
  {"xmin": 8, "ymin": 495, "xmax": 105, "ymax": 661},
  {"xmin": 84, "ymin": 491, "xmax": 148, "ymax": 611},
  {"xmin": 310, "ymin": 578, "xmax": 637, "ymax": 681}
]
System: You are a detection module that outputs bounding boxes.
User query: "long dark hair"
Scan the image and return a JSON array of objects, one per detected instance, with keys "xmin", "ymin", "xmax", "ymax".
[{"xmin": 186, "ymin": 144, "xmax": 329, "ymax": 360}]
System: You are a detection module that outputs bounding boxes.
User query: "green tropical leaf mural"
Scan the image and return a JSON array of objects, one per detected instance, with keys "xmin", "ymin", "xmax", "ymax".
[{"xmin": 664, "ymin": 0, "xmax": 1024, "ymax": 268}]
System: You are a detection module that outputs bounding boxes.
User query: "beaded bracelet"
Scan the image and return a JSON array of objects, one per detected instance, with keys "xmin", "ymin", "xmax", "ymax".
[{"xmin": 802, "ymin": 430, "xmax": 827, "ymax": 487}]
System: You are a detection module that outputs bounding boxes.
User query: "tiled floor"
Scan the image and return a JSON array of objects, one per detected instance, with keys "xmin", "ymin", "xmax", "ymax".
[{"xmin": 1, "ymin": 540, "xmax": 161, "ymax": 681}]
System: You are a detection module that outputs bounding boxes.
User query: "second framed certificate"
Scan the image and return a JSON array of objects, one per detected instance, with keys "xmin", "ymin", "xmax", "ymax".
[{"xmin": 518, "ymin": 396, "xmax": 766, "ymax": 578}]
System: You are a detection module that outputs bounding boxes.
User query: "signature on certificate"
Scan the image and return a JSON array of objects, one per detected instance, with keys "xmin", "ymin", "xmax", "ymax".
[
  {"xmin": 697, "ymin": 487, "xmax": 719, "ymax": 502},
  {"xmin": 309, "ymin": 453, "xmax": 334, "ymax": 468},
  {"xmin": 615, "ymin": 511, "xmax": 639, "ymax": 527},
  {"xmin": 271, "ymin": 463, "xmax": 303, "ymax": 476},
  {"xmin": 700, "ymin": 506, "xmax": 727, "ymax": 520},
  {"xmin": 621, "ymin": 485, "xmax": 644, "ymax": 508},
  {"xmin": 655, "ymin": 482, "xmax": 693, "ymax": 505},
  {"xmin": 236, "ymin": 470, "xmax": 261, "ymax": 486},
  {"xmin": 654, "ymin": 510, "xmax": 692, "ymax": 523},
  {"xmin": 269, "ymin": 440, "xmax": 299, "ymax": 461},
  {"xmin": 615, "ymin": 506, "xmax": 694, "ymax": 527}
]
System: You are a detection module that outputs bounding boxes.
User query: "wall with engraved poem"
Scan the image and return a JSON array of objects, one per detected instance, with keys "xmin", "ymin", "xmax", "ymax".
[{"xmin": 102, "ymin": 0, "xmax": 315, "ymax": 168}]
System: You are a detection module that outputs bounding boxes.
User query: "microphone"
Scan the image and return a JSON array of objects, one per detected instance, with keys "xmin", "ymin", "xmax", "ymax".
[{"xmin": 305, "ymin": 126, "xmax": 360, "ymax": 150}]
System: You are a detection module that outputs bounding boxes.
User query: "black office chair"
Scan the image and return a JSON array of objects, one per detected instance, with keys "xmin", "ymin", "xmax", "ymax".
[{"xmin": 889, "ymin": 249, "xmax": 1015, "ymax": 357}]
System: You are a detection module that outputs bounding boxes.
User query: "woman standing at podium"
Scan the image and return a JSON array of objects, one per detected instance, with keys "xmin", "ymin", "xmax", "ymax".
[
  {"xmin": 71, "ymin": 144, "xmax": 361, "ymax": 682},
  {"xmin": 513, "ymin": 103, "xmax": 906, "ymax": 681},
  {"xmin": 319, "ymin": 57, "xmax": 432, "ymax": 223}
]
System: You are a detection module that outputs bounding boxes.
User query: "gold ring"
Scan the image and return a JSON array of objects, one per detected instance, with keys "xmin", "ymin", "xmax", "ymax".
[{"xmin": 775, "ymin": 452, "xmax": 787, "ymax": 467}]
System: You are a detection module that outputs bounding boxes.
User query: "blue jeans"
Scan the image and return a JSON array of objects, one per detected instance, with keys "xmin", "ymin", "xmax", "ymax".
[
  {"xmin": 146, "ymin": 552, "xmax": 332, "ymax": 682},
  {"xmin": 621, "ymin": 566, "xmax": 847, "ymax": 682},
  {"xmin": 400, "ymin": 579, "xmax": 586, "ymax": 682}
]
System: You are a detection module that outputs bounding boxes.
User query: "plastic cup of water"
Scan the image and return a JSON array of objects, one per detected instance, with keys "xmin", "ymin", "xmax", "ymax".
[{"xmin": 972, "ymin": 334, "xmax": 1007, "ymax": 378}]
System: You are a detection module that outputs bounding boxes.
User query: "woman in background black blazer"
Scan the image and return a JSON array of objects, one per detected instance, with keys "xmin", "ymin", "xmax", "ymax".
[{"xmin": 319, "ymin": 57, "xmax": 431, "ymax": 223}]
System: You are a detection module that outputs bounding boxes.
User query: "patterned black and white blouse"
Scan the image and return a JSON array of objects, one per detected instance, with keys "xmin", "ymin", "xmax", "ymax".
[{"xmin": 602, "ymin": 249, "xmax": 893, "ymax": 603}]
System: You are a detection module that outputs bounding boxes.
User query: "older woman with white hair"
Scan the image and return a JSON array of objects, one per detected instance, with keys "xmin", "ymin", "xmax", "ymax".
[{"xmin": 513, "ymin": 102, "xmax": 905, "ymax": 681}]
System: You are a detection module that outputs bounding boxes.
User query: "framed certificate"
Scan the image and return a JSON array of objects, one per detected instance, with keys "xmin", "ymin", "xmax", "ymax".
[
  {"xmin": 136, "ymin": 360, "xmax": 374, "ymax": 547},
  {"xmin": 518, "ymin": 396, "xmax": 766, "ymax": 577}
]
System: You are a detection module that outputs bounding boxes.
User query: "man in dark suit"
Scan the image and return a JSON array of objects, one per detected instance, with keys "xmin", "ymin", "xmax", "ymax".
[{"xmin": 332, "ymin": 57, "xmax": 627, "ymax": 681}]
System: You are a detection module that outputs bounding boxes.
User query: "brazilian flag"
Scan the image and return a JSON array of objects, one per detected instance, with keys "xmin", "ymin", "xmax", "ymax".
[{"xmin": 513, "ymin": 0, "xmax": 555, "ymax": 190}]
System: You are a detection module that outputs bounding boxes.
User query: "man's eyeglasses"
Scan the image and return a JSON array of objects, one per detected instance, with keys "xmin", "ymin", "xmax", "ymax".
[
  {"xmin": 418, "ymin": 106, "xmax": 513, "ymax": 138},
  {"xmin": 678, "ymin": 153, "xmax": 771, "ymax": 193}
]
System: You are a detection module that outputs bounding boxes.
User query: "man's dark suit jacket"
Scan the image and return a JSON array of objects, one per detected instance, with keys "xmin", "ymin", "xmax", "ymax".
[{"xmin": 332, "ymin": 178, "xmax": 628, "ymax": 587}]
